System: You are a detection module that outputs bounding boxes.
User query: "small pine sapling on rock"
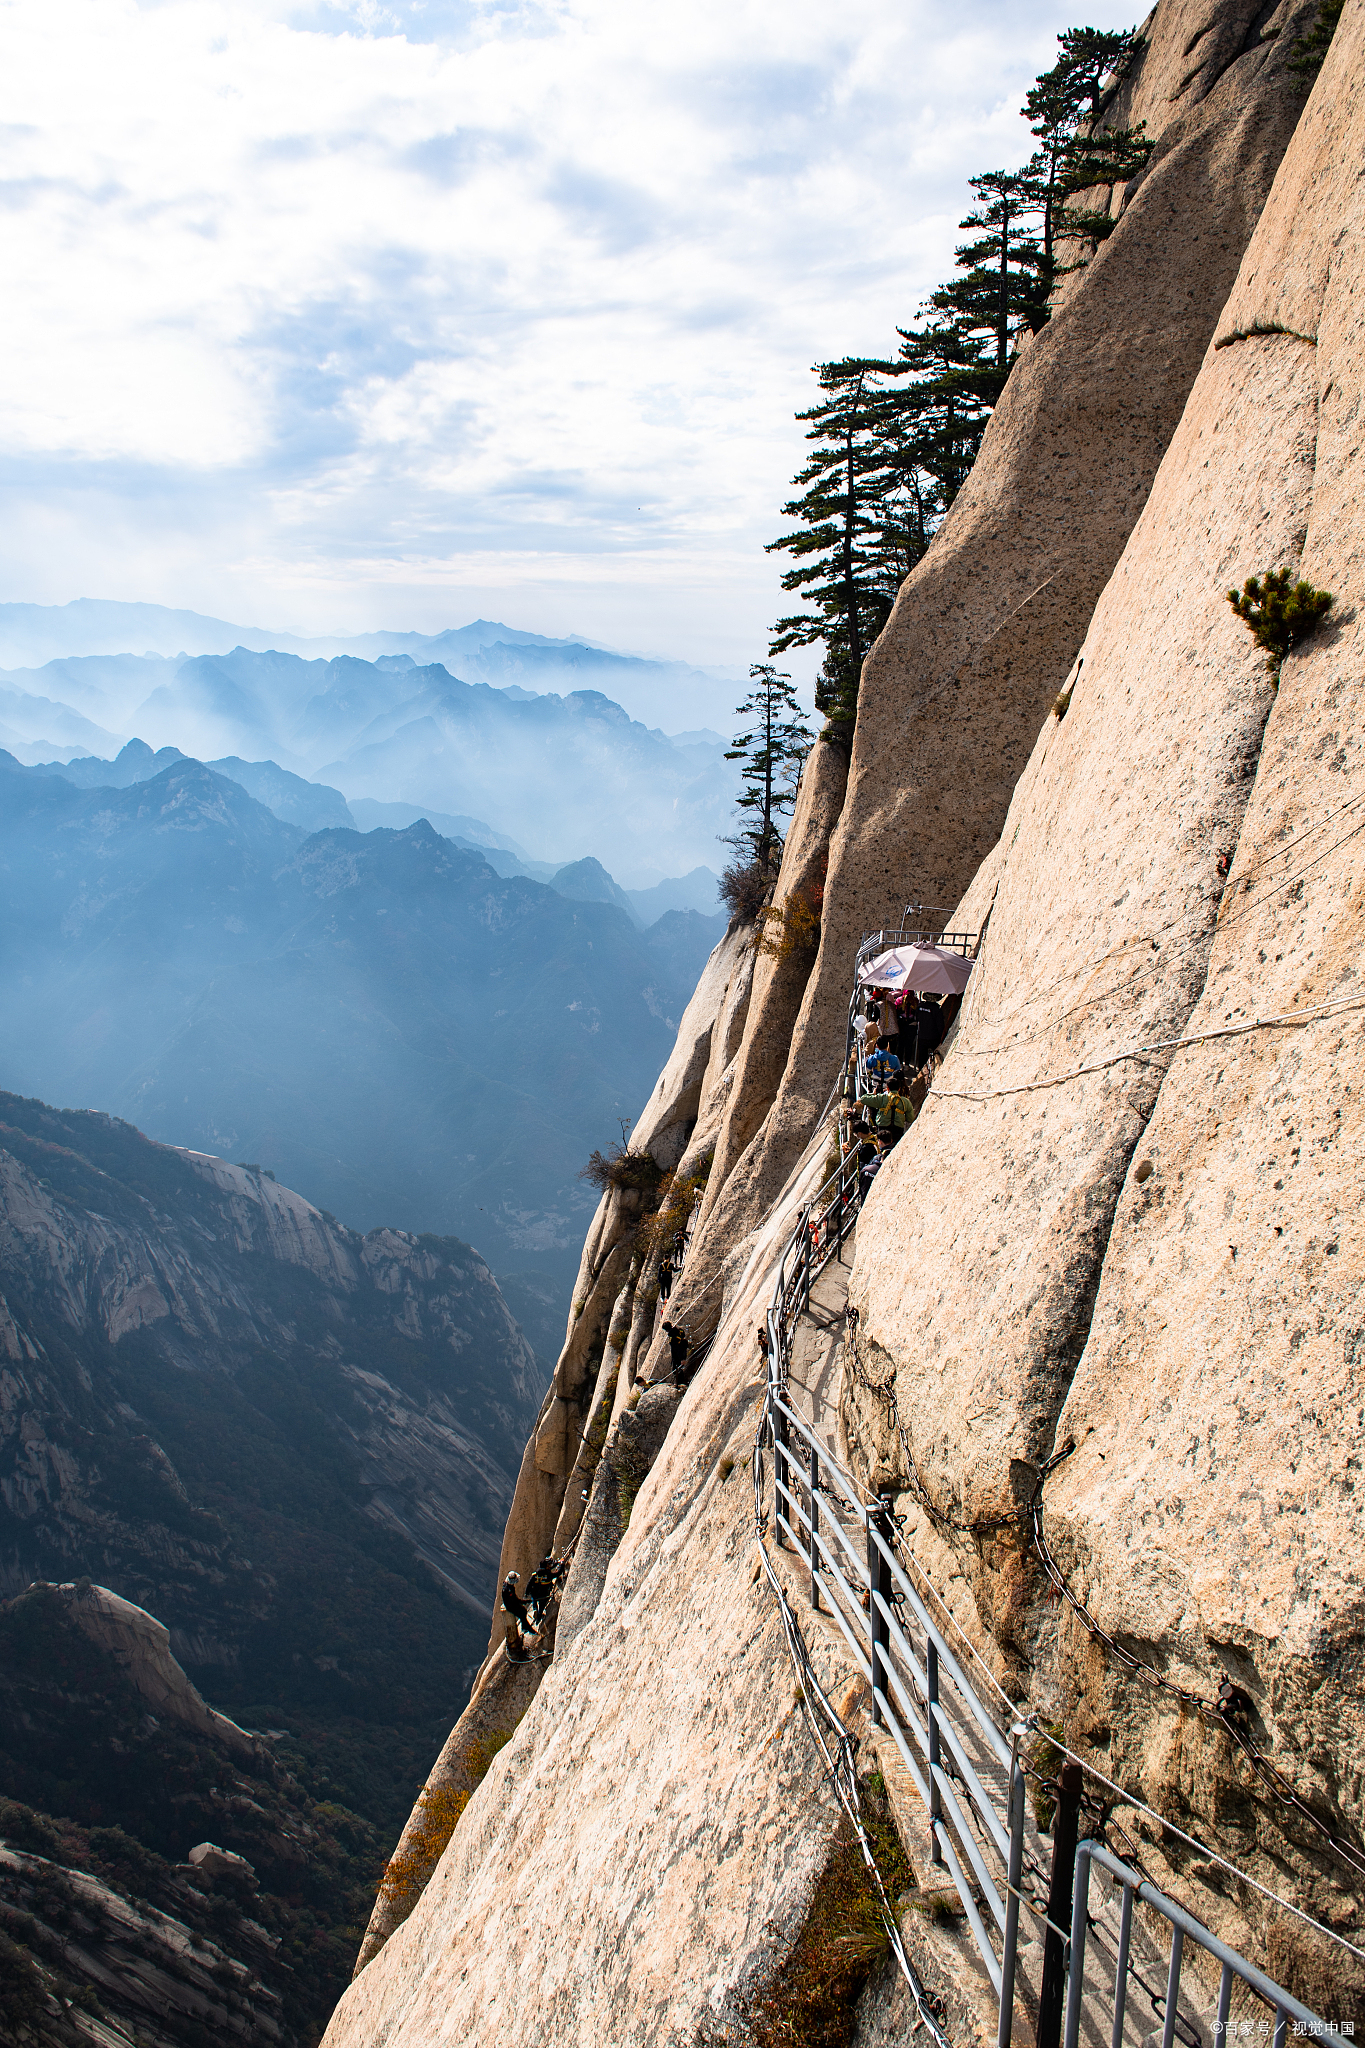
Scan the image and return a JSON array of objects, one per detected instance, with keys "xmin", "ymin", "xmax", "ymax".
[{"xmin": 1226, "ymin": 567, "xmax": 1334, "ymax": 683}]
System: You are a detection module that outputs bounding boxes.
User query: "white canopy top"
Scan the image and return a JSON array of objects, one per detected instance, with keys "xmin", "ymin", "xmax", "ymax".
[{"xmin": 857, "ymin": 943, "xmax": 975, "ymax": 997}]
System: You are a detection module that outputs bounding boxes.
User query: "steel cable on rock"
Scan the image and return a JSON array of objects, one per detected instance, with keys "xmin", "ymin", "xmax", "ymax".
[
  {"xmin": 930, "ymin": 990, "xmax": 1365, "ymax": 1105},
  {"xmin": 851, "ymin": 1307, "xmax": 1365, "ymax": 1902},
  {"xmin": 955, "ymin": 788, "xmax": 1365, "ymax": 1059},
  {"xmin": 840, "ymin": 1200, "xmax": 1365, "ymax": 1937},
  {"xmin": 1028, "ymin": 1502, "xmax": 1365, "ymax": 1892}
]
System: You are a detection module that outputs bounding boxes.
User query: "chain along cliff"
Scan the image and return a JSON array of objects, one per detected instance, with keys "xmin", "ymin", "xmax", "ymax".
[{"xmin": 326, "ymin": 2, "xmax": 1365, "ymax": 2037}]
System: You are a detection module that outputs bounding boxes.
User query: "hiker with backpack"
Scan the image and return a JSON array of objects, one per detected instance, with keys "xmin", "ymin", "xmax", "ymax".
[{"xmin": 855, "ymin": 1070, "xmax": 918, "ymax": 1143}]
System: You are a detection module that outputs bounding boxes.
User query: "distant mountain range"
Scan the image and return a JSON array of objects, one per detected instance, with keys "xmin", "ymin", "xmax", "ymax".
[
  {"xmin": 22, "ymin": 738, "xmax": 723, "ymax": 921},
  {"xmin": 0, "ymin": 750, "xmax": 728, "ymax": 1346},
  {"xmin": 0, "ymin": 600, "xmax": 733, "ymax": 690},
  {"xmin": 0, "ymin": 637, "xmax": 740, "ymax": 884}
]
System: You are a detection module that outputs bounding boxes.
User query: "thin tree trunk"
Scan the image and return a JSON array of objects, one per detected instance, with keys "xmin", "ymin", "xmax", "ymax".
[
  {"xmin": 763, "ymin": 692, "xmax": 774, "ymax": 869},
  {"xmin": 998, "ymin": 207, "xmax": 1011, "ymax": 368},
  {"xmin": 842, "ymin": 374, "xmax": 866, "ymax": 691}
]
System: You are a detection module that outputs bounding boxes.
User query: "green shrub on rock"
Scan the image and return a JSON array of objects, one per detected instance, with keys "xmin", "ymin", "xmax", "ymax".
[{"xmin": 1226, "ymin": 567, "xmax": 1334, "ymax": 680}]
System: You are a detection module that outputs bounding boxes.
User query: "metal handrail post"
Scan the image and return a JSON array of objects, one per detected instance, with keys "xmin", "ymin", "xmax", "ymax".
[
  {"xmin": 996, "ymin": 1726, "xmax": 1028, "ymax": 2048},
  {"xmin": 1039, "ymin": 1760, "xmax": 1084, "ymax": 2048},
  {"xmin": 867, "ymin": 1497, "xmax": 893, "ymax": 1730},
  {"xmin": 1111, "ymin": 1886, "xmax": 1134, "ymax": 2048},
  {"xmin": 770, "ymin": 1308, "xmax": 790, "ymax": 1551},
  {"xmin": 809, "ymin": 1440, "xmax": 821, "ymax": 1609},
  {"xmin": 1062, "ymin": 1842, "xmax": 1093, "ymax": 2048},
  {"xmin": 1161, "ymin": 1926, "xmax": 1184, "ymax": 2048},
  {"xmin": 926, "ymin": 1639, "xmax": 943, "ymax": 1863}
]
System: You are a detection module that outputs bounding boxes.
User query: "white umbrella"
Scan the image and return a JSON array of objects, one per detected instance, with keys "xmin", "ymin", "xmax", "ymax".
[{"xmin": 857, "ymin": 943, "xmax": 975, "ymax": 997}]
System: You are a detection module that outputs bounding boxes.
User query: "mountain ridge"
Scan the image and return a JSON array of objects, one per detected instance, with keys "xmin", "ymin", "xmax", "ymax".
[
  {"xmin": 0, "ymin": 644, "xmax": 739, "ymax": 881},
  {"xmin": 0, "ymin": 752, "xmax": 725, "ymax": 1334}
]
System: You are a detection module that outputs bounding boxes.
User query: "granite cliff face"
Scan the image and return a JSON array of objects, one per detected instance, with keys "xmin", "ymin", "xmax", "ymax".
[
  {"xmin": 325, "ymin": 4, "xmax": 1364, "ymax": 2039},
  {"xmin": 677, "ymin": 0, "xmax": 1322, "ymax": 1312}
]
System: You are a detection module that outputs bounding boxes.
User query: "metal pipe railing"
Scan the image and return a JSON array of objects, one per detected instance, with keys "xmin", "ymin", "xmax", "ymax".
[{"xmin": 1064, "ymin": 1842, "xmax": 1324, "ymax": 2048}]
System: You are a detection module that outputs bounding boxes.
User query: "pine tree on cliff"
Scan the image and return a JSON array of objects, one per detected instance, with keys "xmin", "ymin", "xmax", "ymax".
[
  {"xmin": 930, "ymin": 169, "xmax": 1049, "ymax": 393},
  {"xmin": 765, "ymin": 359, "xmax": 904, "ymax": 729},
  {"xmin": 761, "ymin": 20, "xmax": 1152, "ymax": 735},
  {"xmin": 1023, "ymin": 25, "xmax": 1152, "ymax": 278},
  {"xmin": 723, "ymin": 665, "xmax": 812, "ymax": 880},
  {"xmin": 765, "ymin": 334, "xmax": 998, "ymax": 729}
]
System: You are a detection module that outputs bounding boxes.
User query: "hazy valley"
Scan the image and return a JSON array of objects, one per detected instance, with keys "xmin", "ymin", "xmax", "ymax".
[
  {"xmin": 0, "ymin": 749, "xmax": 727, "ymax": 1357},
  {"xmin": 0, "ymin": 607, "xmax": 740, "ymax": 885},
  {"xmin": 0, "ymin": 1091, "xmax": 545, "ymax": 2040}
]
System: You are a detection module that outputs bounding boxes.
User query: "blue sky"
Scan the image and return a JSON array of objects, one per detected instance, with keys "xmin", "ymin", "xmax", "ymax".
[{"xmin": 1, "ymin": 0, "xmax": 1134, "ymax": 669}]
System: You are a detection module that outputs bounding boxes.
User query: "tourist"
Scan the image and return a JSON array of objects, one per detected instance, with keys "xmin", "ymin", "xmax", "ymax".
[
  {"xmin": 896, "ymin": 995, "xmax": 922, "ymax": 1070},
  {"xmin": 501, "ymin": 1571, "xmax": 531, "ymax": 1629},
  {"xmin": 663, "ymin": 1320, "xmax": 692, "ymax": 1382},
  {"xmin": 524, "ymin": 1553, "xmax": 567, "ymax": 1629},
  {"xmin": 853, "ymin": 1003, "xmax": 879, "ymax": 1057},
  {"xmin": 855, "ymin": 1073, "xmax": 918, "ymax": 1141},
  {"xmin": 866, "ymin": 1043, "xmax": 901, "ymax": 1089}
]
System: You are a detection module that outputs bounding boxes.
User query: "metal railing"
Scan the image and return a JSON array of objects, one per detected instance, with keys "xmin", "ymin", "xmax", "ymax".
[
  {"xmin": 857, "ymin": 909, "xmax": 979, "ymax": 969},
  {"xmin": 756, "ymin": 1112, "xmax": 1330, "ymax": 2048},
  {"xmin": 1065, "ymin": 1842, "xmax": 1328, "ymax": 2048},
  {"xmin": 761, "ymin": 1146, "xmax": 1031, "ymax": 2048}
]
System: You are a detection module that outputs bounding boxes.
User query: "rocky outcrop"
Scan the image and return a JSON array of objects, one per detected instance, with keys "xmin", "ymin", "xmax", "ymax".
[
  {"xmin": 56, "ymin": 1580, "xmax": 256, "ymax": 1757},
  {"xmin": 0, "ymin": 1841, "xmax": 284, "ymax": 2048},
  {"xmin": 0, "ymin": 1093, "xmax": 539, "ymax": 1633},
  {"xmin": 0, "ymin": 1578, "xmax": 385, "ymax": 2046},
  {"xmin": 662, "ymin": 738, "xmax": 850, "ymax": 1382}
]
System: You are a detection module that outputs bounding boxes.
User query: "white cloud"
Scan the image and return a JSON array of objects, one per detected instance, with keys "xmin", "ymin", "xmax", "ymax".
[{"xmin": 0, "ymin": 0, "xmax": 1135, "ymax": 665}]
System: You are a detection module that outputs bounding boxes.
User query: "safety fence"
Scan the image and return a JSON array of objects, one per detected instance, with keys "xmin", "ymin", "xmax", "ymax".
[
  {"xmin": 751, "ymin": 1101, "xmax": 1334, "ymax": 2045},
  {"xmin": 1065, "ymin": 1844, "xmax": 1325, "ymax": 2048},
  {"xmin": 857, "ymin": 902, "xmax": 976, "ymax": 960}
]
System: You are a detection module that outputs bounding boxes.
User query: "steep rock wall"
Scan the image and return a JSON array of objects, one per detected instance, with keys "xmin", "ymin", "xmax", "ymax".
[
  {"xmin": 328, "ymin": 1135, "xmax": 873, "ymax": 2048},
  {"xmin": 845, "ymin": 3, "xmax": 1365, "ymax": 2000},
  {"xmin": 483, "ymin": 914, "xmax": 757, "ymax": 1648},
  {"xmin": 357, "ymin": 918, "xmax": 757, "ymax": 1969},
  {"xmin": 707, "ymin": 0, "xmax": 1318, "ymax": 1250}
]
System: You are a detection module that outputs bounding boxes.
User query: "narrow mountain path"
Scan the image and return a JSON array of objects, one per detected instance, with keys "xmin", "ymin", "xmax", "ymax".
[
  {"xmin": 772, "ymin": 1218, "xmax": 1223, "ymax": 2047},
  {"xmin": 783, "ymin": 1231, "xmax": 853, "ymax": 1447}
]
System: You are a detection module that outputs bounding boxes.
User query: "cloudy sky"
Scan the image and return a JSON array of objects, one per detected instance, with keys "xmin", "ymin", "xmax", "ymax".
[{"xmin": 2, "ymin": 0, "xmax": 1132, "ymax": 669}]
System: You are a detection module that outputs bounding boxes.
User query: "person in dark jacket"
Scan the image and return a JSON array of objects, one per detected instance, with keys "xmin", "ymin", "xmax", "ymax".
[
  {"xmin": 501, "ymin": 1572, "xmax": 531, "ymax": 1629},
  {"xmin": 662, "ymin": 1321, "xmax": 692, "ymax": 1382},
  {"xmin": 895, "ymin": 996, "xmax": 920, "ymax": 1070},
  {"xmin": 915, "ymin": 996, "xmax": 945, "ymax": 1060}
]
